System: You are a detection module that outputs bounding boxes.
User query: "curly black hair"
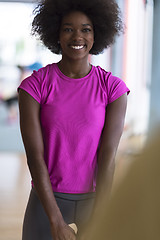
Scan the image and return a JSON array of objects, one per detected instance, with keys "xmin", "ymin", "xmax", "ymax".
[{"xmin": 32, "ymin": 0, "xmax": 124, "ymax": 55}]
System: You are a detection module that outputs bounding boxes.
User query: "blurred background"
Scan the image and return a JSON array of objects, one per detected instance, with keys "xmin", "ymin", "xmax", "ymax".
[{"xmin": 0, "ymin": 0, "xmax": 160, "ymax": 239}]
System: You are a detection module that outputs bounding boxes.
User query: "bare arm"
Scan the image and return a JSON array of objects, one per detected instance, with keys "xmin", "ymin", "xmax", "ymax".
[
  {"xmin": 94, "ymin": 93, "xmax": 128, "ymax": 211},
  {"xmin": 18, "ymin": 89, "xmax": 76, "ymax": 240}
]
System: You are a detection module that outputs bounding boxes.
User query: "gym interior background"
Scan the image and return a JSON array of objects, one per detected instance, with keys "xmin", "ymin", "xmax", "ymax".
[{"xmin": 0, "ymin": 0, "xmax": 160, "ymax": 239}]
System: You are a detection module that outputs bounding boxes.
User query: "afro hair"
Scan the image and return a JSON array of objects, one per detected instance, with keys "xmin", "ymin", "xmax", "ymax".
[{"xmin": 32, "ymin": 0, "xmax": 124, "ymax": 55}]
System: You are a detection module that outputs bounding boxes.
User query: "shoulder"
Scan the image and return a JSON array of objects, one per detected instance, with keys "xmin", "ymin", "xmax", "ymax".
[
  {"xmin": 94, "ymin": 65, "xmax": 110, "ymax": 78},
  {"xmin": 93, "ymin": 65, "xmax": 122, "ymax": 92},
  {"xmin": 18, "ymin": 63, "xmax": 56, "ymax": 104},
  {"xmin": 94, "ymin": 65, "xmax": 130, "ymax": 104},
  {"xmin": 94, "ymin": 65, "xmax": 120, "ymax": 88},
  {"xmin": 94, "ymin": 66, "xmax": 122, "ymax": 84},
  {"xmin": 20, "ymin": 63, "xmax": 56, "ymax": 87},
  {"xmin": 32, "ymin": 63, "xmax": 55, "ymax": 78}
]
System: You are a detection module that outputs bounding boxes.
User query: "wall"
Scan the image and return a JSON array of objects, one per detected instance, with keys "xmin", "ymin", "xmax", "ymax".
[{"xmin": 149, "ymin": 0, "xmax": 160, "ymax": 130}]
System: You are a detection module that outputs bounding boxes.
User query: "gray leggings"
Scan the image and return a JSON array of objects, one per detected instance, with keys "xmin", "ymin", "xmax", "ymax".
[{"xmin": 22, "ymin": 188, "xmax": 95, "ymax": 240}]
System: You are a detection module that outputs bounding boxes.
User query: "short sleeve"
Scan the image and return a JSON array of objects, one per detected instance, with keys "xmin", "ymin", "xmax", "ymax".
[
  {"xmin": 105, "ymin": 72, "xmax": 130, "ymax": 104},
  {"xmin": 17, "ymin": 69, "xmax": 43, "ymax": 104}
]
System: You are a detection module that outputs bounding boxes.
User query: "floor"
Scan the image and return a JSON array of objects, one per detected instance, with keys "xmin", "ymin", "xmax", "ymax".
[
  {"xmin": 0, "ymin": 135, "xmax": 146, "ymax": 240},
  {"xmin": 0, "ymin": 153, "xmax": 30, "ymax": 240}
]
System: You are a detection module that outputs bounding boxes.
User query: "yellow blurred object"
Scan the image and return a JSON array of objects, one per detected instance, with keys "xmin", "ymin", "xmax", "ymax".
[
  {"xmin": 84, "ymin": 129, "xmax": 160, "ymax": 240},
  {"xmin": 68, "ymin": 223, "xmax": 78, "ymax": 234}
]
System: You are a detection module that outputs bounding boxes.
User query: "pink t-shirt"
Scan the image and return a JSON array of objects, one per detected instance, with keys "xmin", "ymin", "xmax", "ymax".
[{"xmin": 18, "ymin": 63, "xmax": 130, "ymax": 194}]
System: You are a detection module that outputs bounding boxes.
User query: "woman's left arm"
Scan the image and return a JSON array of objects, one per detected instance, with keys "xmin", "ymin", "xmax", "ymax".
[{"xmin": 94, "ymin": 93, "xmax": 128, "ymax": 210}]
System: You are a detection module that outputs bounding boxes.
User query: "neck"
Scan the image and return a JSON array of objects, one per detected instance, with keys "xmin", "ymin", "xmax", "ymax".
[{"xmin": 57, "ymin": 57, "xmax": 91, "ymax": 79}]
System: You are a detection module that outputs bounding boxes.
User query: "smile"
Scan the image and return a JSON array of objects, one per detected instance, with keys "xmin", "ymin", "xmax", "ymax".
[{"xmin": 70, "ymin": 45, "xmax": 85, "ymax": 50}]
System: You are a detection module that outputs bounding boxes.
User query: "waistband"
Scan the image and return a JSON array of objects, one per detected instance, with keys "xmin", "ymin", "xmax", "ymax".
[
  {"xmin": 54, "ymin": 191, "xmax": 96, "ymax": 201},
  {"xmin": 32, "ymin": 187, "xmax": 96, "ymax": 201}
]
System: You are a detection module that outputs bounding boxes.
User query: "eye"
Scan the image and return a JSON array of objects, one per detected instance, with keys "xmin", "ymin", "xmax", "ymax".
[
  {"xmin": 63, "ymin": 28, "xmax": 73, "ymax": 32},
  {"xmin": 82, "ymin": 28, "xmax": 92, "ymax": 33}
]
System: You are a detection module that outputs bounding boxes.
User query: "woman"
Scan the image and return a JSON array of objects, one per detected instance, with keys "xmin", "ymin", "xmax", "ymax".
[{"xmin": 18, "ymin": 0, "xmax": 130, "ymax": 239}]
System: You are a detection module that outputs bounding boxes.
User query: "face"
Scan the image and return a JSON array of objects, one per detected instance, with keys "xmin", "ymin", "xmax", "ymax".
[{"xmin": 59, "ymin": 11, "xmax": 94, "ymax": 61}]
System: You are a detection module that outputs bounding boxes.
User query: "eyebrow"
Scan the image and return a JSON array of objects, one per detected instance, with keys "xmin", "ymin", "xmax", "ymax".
[{"xmin": 62, "ymin": 23, "xmax": 92, "ymax": 27}]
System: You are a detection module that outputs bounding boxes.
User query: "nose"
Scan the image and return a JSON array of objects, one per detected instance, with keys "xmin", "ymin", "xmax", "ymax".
[{"xmin": 72, "ymin": 30, "xmax": 83, "ymax": 41}]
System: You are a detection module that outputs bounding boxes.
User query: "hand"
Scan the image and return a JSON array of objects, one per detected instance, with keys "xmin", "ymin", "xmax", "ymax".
[{"xmin": 50, "ymin": 221, "xmax": 77, "ymax": 240}]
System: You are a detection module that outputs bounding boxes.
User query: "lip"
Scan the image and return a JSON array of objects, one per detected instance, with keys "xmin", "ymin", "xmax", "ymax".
[{"xmin": 69, "ymin": 44, "xmax": 86, "ymax": 50}]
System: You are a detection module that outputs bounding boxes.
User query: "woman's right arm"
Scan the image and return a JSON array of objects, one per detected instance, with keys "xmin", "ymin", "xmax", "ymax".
[{"xmin": 18, "ymin": 89, "xmax": 76, "ymax": 240}]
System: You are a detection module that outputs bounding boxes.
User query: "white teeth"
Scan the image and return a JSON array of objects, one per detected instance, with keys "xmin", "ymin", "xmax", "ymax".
[{"xmin": 71, "ymin": 45, "xmax": 84, "ymax": 50}]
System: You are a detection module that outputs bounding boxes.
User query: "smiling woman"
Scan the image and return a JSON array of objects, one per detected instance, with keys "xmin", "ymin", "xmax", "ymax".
[
  {"xmin": 58, "ymin": 11, "xmax": 94, "ymax": 78},
  {"xmin": 59, "ymin": 12, "xmax": 94, "ymax": 54},
  {"xmin": 18, "ymin": 0, "xmax": 130, "ymax": 240},
  {"xmin": 32, "ymin": 0, "xmax": 123, "ymax": 55}
]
